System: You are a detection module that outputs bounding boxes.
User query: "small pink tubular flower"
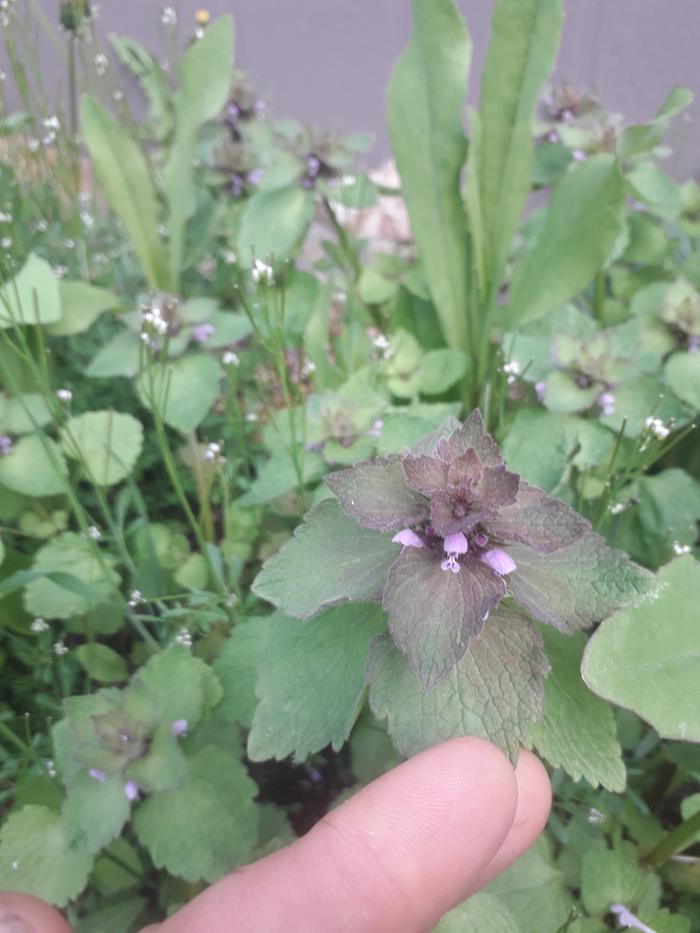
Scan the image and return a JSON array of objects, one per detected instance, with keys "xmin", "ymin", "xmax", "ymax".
[
  {"xmin": 480, "ymin": 548, "xmax": 517, "ymax": 575},
  {"xmin": 170, "ymin": 719, "xmax": 188, "ymax": 737},
  {"xmin": 441, "ymin": 532, "xmax": 468, "ymax": 574},
  {"xmin": 89, "ymin": 768, "xmax": 106, "ymax": 783},
  {"xmin": 392, "ymin": 528, "xmax": 424, "ymax": 549},
  {"xmin": 124, "ymin": 779, "xmax": 139, "ymax": 801}
]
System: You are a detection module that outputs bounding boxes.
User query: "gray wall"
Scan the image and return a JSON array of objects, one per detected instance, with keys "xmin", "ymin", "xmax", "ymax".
[{"xmin": 7, "ymin": 1, "xmax": 700, "ymax": 178}]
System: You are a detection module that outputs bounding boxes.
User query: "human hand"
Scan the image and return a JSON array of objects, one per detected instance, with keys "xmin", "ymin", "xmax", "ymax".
[{"xmin": 0, "ymin": 737, "xmax": 550, "ymax": 933}]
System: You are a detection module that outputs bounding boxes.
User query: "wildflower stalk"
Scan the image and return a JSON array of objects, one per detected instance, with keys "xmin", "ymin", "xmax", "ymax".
[
  {"xmin": 645, "ymin": 809, "xmax": 700, "ymax": 868},
  {"xmin": 187, "ymin": 432, "xmax": 215, "ymax": 542},
  {"xmin": 0, "ymin": 719, "xmax": 33, "ymax": 757}
]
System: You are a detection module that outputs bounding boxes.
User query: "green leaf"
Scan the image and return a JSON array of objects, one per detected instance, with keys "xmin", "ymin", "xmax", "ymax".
[
  {"xmin": 213, "ymin": 616, "xmax": 275, "ymax": 728},
  {"xmin": 137, "ymin": 354, "xmax": 222, "ymax": 433},
  {"xmin": 0, "ymin": 805, "xmax": 93, "ymax": 907},
  {"xmin": 325, "ymin": 455, "xmax": 427, "ymax": 531},
  {"xmin": 528, "ymin": 627, "xmax": 625, "ymax": 791},
  {"xmin": 618, "ymin": 87, "xmax": 693, "ymax": 160},
  {"xmin": 368, "ymin": 605, "xmax": 548, "ymax": 763},
  {"xmin": 75, "ymin": 644, "xmax": 128, "ymax": 683},
  {"xmin": 237, "ymin": 185, "xmax": 315, "ymax": 266},
  {"xmin": 0, "ymin": 392, "xmax": 51, "ymax": 434},
  {"xmin": 0, "ymin": 253, "xmax": 62, "ymax": 328},
  {"xmin": 627, "ymin": 162, "xmax": 681, "ymax": 221},
  {"xmin": 637, "ymin": 910, "xmax": 691, "ymax": 933},
  {"xmin": 581, "ymin": 847, "xmax": 653, "ymax": 914},
  {"xmin": 507, "ymin": 155, "xmax": 625, "ymax": 326},
  {"xmin": 165, "ymin": 16, "xmax": 234, "ymax": 282},
  {"xmin": 61, "ymin": 771, "xmax": 130, "ymax": 854},
  {"xmin": 81, "ymin": 96, "xmax": 169, "ymax": 289},
  {"xmin": 248, "ymin": 603, "xmax": 386, "ymax": 762},
  {"xmin": 478, "ymin": 0, "xmax": 562, "ymax": 290},
  {"xmin": 110, "ymin": 33, "xmax": 173, "ymax": 141},
  {"xmin": 133, "ymin": 644, "xmax": 222, "ymax": 728},
  {"xmin": 0, "ymin": 434, "xmax": 67, "ymax": 496},
  {"xmin": 238, "ymin": 449, "xmax": 325, "ymax": 506},
  {"xmin": 582, "ymin": 555, "xmax": 700, "ymax": 742},
  {"xmin": 665, "ymin": 350, "xmax": 700, "ymax": 410},
  {"xmin": 60, "ymin": 410, "xmax": 144, "ymax": 486},
  {"xmin": 24, "ymin": 532, "xmax": 119, "ymax": 620},
  {"xmin": 133, "ymin": 745, "xmax": 257, "ymax": 883},
  {"xmin": 435, "ymin": 893, "xmax": 522, "ymax": 933},
  {"xmin": 74, "ymin": 896, "xmax": 147, "ymax": 933},
  {"xmin": 599, "ymin": 374, "xmax": 690, "ymax": 437},
  {"xmin": 508, "ymin": 533, "xmax": 656, "ymax": 632},
  {"xmin": 386, "ymin": 0, "xmax": 471, "ymax": 351},
  {"xmin": 86, "ymin": 330, "xmax": 142, "ymax": 379},
  {"xmin": 252, "ymin": 499, "xmax": 401, "ymax": 619},
  {"xmin": 484, "ymin": 837, "xmax": 574, "ymax": 933},
  {"xmin": 125, "ymin": 722, "xmax": 187, "ymax": 794},
  {"xmin": 49, "ymin": 280, "xmax": 118, "ymax": 336}
]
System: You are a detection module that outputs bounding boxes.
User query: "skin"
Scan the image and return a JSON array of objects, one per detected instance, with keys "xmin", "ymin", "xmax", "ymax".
[{"xmin": 0, "ymin": 738, "xmax": 551, "ymax": 933}]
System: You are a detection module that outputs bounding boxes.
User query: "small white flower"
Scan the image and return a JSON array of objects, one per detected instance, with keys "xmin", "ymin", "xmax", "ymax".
[
  {"xmin": 94, "ymin": 52, "xmax": 108, "ymax": 75},
  {"xmin": 1, "ymin": 237, "xmax": 12, "ymax": 250},
  {"xmin": 373, "ymin": 334, "xmax": 390, "ymax": 351},
  {"xmin": 672, "ymin": 541, "xmax": 692, "ymax": 556},
  {"xmin": 644, "ymin": 416, "xmax": 670, "ymax": 440},
  {"xmin": 251, "ymin": 258, "xmax": 274, "ymax": 285},
  {"xmin": 80, "ymin": 210, "xmax": 94, "ymax": 227},
  {"xmin": 222, "ymin": 350, "xmax": 240, "ymax": 367},
  {"xmin": 43, "ymin": 115, "xmax": 60, "ymax": 131},
  {"xmin": 0, "ymin": 211, "xmax": 12, "ymax": 223},
  {"xmin": 31, "ymin": 618, "xmax": 49, "ymax": 633},
  {"xmin": 175, "ymin": 628, "xmax": 192, "ymax": 648},
  {"xmin": 56, "ymin": 388, "xmax": 72, "ymax": 402},
  {"xmin": 45, "ymin": 758, "xmax": 57, "ymax": 778},
  {"xmin": 302, "ymin": 359, "xmax": 316, "ymax": 376},
  {"xmin": 222, "ymin": 250, "xmax": 238, "ymax": 265},
  {"xmin": 53, "ymin": 641, "xmax": 68, "ymax": 656},
  {"xmin": 35, "ymin": 219, "xmax": 48, "ymax": 233},
  {"xmin": 503, "ymin": 360, "xmax": 521, "ymax": 376},
  {"xmin": 86, "ymin": 525, "xmax": 101, "ymax": 541},
  {"xmin": 608, "ymin": 502, "xmax": 625, "ymax": 515},
  {"xmin": 586, "ymin": 807, "xmax": 606, "ymax": 825},
  {"xmin": 28, "ymin": 138, "xmax": 40, "ymax": 153},
  {"xmin": 127, "ymin": 589, "xmax": 143, "ymax": 609},
  {"xmin": 161, "ymin": 5, "xmax": 177, "ymax": 25},
  {"xmin": 53, "ymin": 265, "xmax": 68, "ymax": 279}
]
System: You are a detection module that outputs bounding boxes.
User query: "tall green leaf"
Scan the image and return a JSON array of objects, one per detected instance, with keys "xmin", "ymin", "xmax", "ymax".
[
  {"xmin": 507, "ymin": 154, "xmax": 625, "ymax": 326},
  {"xmin": 386, "ymin": 0, "xmax": 471, "ymax": 352},
  {"xmin": 80, "ymin": 96, "xmax": 169, "ymax": 290},
  {"xmin": 478, "ymin": 0, "xmax": 562, "ymax": 292},
  {"xmin": 165, "ymin": 16, "xmax": 234, "ymax": 285}
]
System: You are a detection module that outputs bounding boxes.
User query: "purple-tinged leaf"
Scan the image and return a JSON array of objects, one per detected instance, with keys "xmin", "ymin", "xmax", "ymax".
[
  {"xmin": 252, "ymin": 499, "xmax": 401, "ymax": 619},
  {"xmin": 325, "ymin": 456, "xmax": 428, "ymax": 531},
  {"xmin": 508, "ymin": 533, "xmax": 657, "ymax": 632},
  {"xmin": 485, "ymin": 481, "xmax": 590, "ymax": 553},
  {"xmin": 474, "ymin": 465, "xmax": 519, "ymax": 508},
  {"xmin": 367, "ymin": 604, "xmax": 549, "ymax": 763},
  {"xmin": 430, "ymin": 492, "xmax": 497, "ymax": 537},
  {"xmin": 435, "ymin": 409, "xmax": 503, "ymax": 468},
  {"xmin": 407, "ymin": 416, "xmax": 462, "ymax": 456},
  {"xmin": 382, "ymin": 547, "xmax": 505, "ymax": 689},
  {"xmin": 402, "ymin": 454, "xmax": 452, "ymax": 497}
]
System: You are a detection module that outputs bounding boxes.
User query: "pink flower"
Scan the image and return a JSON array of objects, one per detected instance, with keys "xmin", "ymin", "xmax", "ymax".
[
  {"xmin": 170, "ymin": 719, "xmax": 188, "ymax": 737},
  {"xmin": 89, "ymin": 768, "xmax": 106, "ymax": 783},
  {"xmin": 124, "ymin": 780, "xmax": 139, "ymax": 801},
  {"xmin": 480, "ymin": 548, "xmax": 517, "ymax": 575},
  {"xmin": 392, "ymin": 528, "xmax": 424, "ymax": 549},
  {"xmin": 441, "ymin": 532, "xmax": 468, "ymax": 574}
]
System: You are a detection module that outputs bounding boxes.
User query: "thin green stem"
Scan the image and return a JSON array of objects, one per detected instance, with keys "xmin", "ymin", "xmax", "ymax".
[
  {"xmin": 645, "ymin": 809, "xmax": 700, "ymax": 868},
  {"xmin": 0, "ymin": 719, "xmax": 33, "ymax": 757}
]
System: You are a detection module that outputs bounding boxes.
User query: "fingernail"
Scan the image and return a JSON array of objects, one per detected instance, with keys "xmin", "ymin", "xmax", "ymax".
[{"xmin": 0, "ymin": 913, "xmax": 35, "ymax": 933}]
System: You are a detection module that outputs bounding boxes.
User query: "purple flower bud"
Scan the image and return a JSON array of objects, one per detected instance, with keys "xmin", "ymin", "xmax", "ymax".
[
  {"xmin": 572, "ymin": 149, "xmax": 587, "ymax": 162},
  {"xmin": 392, "ymin": 528, "xmax": 424, "ymax": 549},
  {"xmin": 480, "ymin": 548, "xmax": 517, "ymax": 575},
  {"xmin": 598, "ymin": 391, "xmax": 616, "ymax": 416},
  {"xmin": 191, "ymin": 323, "xmax": 215, "ymax": 344},
  {"xmin": 305, "ymin": 154, "xmax": 321, "ymax": 178},
  {"xmin": 124, "ymin": 779, "xmax": 139, "ymax": 801},
  {"xmin": 443, "ymin": 533, "xmax": 468, "ymax": 556},
  {"xmin": 246, "ymin": 168, "xmax": 265, "ymax": 187},
  {"xmin": 547, "ymin": 130, "xmax": 559, "ymax": 143},
  {"xmin": 89, "ymin": 768, "xmax": 106, "ymax": 783},
  {"xmin": 170, "ymin": 719, "xmax": 188, "ymax": 737},
  {"xmin": 474, "ymin": 532, "xmax": 488, "ymax": 548},
  {"xmin": 534, "ymin": 381, "xmax": 546, "ymax": 401},
  {"xmin": 226, "ymin": 102, "xmax": 240, "ymax": 124},
  {"xmin": 0, "ymin": 435, "xmax": 12, "ymax": 456}
]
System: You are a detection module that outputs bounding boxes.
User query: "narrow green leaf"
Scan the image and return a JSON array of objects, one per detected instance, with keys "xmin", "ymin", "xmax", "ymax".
[
  {"xmin": 528, "ymin": 627, "xmax": 625, "ymax": 791},
  {"xmin": 507, "ymin": 155, "xmax": 625, "ymax": 326},
  {"xmin": 247, "ymin": 604, "xmax": 386, "ymax": 762},
  {"xmin": 478, "ymin": 0, "xmax": 562, "ymax": 291},
  {"xmin": 582, "ymin": 556, "xmax": 700, "ymax": 742},
  {"xmin": 81, "ymin": 96, "xmax": 169, "ymax": 289},
  {"xmin": 386, "ymin": 0, "xmax": 471, "ymax": 351}
]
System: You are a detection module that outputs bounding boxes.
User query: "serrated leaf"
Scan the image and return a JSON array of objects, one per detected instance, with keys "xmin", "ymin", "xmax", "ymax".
[
  {"xmin": 252, "ymin": 499, "xmax": 401, "ymax": 619},
  {"xmin": 0, "ymin": 805, "xmax": 93, "ymax": 907},
  {"xmin": 74, "ymin": 896, "xmax": 147, "ymax": 933},
  {"xmin": 247, "ymin": 603, "xmax": 386, "ymax": 762},
  {"xmin": 581, "ymin": 847, "xmax": 654, "ymax": 915},
  {"xmin": 238, "ymin": 448, "xmax": 325, "ymax": 506},
  {"xmin": 382, "ymin": 547, "xmax": 505, "ymax": 689},
  {"xmin": 435, "ymin": 892, "xmax": 522, "ymax": 932},
  {"xmin": 368, "ymin": 605, "xmax": 548, "ymax": 762},
  {"xmin": 61, "ymin": 771, "xmax": 130, "ymax": 855},
  {"xmin": 478, "ymin": 0, "xmax": 562, "ymax": 290},
  {"xmin": 507, "ymin": 155, "xmax": 625, "ymax": 326},
  {"xmin": 485, "ymin": 837, "xmax": 573, "ymax": 933},
  {"xmin": 0, "ymin": 433, "xmax": 68, "ymax": 497},
  {"xmin": 0, "ymin": 253, "xmax": 61, "ymax": 328},
  {"xmin": 387, "ymin": 0, "xmax": 471, "ymax": 351},
  {"xmin": 24, "ymin": 532, "xmax": 120, "ymax": 619},
  {"xmin": 508, "ymin": 533, "xmax": 656, "ymax": 633},
  {"xmin": 133, "ymin": 745, "xmax": 257, "ymax": 883},
  {"xmin": 665, "ymin": 350, "xmax": 700, "ymax": 410},
  {"xmin": 133, "ymin": 644, "xmax": 221, "ymax": 728},
  {"xmin": 582, "ymin": 556, "xmax": 700, "ymax": 742},
  {"xmin": 81, "ymin": 96, "xmax": 169, "ymax": 289},
  {"xmin": 213, "ymin": 616, "xmax": 275, "ymax": 728},
  {"xmin": 528, "ymin": 627, "xmax": 625, "ymax": 791},
  {"xmin": 125, "ymin": 722, "xmax": 187, "ymax": 794},
  {"xmin": 137, "ymin": 354, "xmax": 222, "ymax": 433},
  {"xmin": 325, "ymin": 456, "xmax": 428, "ymax": 531},
  {"xmin": 60, "ymin": 410, "xmax": 144, "ymax": 486}
]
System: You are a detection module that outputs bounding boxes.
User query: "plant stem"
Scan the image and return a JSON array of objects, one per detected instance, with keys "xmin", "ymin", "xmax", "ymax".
[
  {"xmin": 645, "ymin": 809, "xmax": 700, "ymax": 868},
  {"xmin": 592, "ymin": 271, "xmax": 606, "ymax": 324},
  {"xmin": 0, "ymin": 719, "xmax": 32, "ymax": 756}
]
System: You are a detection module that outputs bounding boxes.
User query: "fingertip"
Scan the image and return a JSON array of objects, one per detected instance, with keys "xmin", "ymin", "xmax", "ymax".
[{"xmin": 0, "ymin": 892, "xmax": 71, "ymax": 933}]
